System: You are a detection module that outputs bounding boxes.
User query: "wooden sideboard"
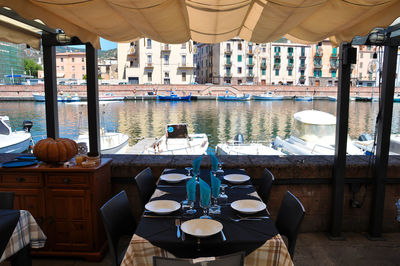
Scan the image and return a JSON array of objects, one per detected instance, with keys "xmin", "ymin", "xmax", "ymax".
[{"xmin": 0, "ymin": 158, "xmax": 112, "ymax": 261}]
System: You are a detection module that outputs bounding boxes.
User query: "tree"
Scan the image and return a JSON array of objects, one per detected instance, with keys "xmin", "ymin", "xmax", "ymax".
[{"xmin": 24, "ymin": 59, "xmax": 42, "ymax": 78}]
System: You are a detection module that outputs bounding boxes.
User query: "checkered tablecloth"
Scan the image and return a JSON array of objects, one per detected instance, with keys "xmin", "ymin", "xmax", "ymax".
[
  {"xmin": 0, "ymin": 210, "xmax": 47, "ymax": 262},
  {"xmin": 121, "ymin": 234, "xmax": 293, "ymax": 266}
]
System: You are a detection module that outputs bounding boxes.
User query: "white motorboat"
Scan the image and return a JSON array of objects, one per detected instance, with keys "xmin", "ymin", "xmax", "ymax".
[
  {"xmin": 132, "ymin": 124, "xmax": 208, "ymax": 155},
  {"xmin": 271, "ymin": 110, "xmax": 365, "ymax": 155},
  {"xmin": 99, "ymin": 92, "xmax": 125, "ymax": 101},
  {"xmin": 33, "ymin": 93, "xmax": 81, "ymax": 102},
  {"xmin": 0, "ymin": 116, "xmax": 32, "ymax": 153},
  {"xmin": 77, "ymin": 129, "xmax": 129, "ymax": 154},
  {"xmin": 216, "ymin": 134, "xmax": 284, "ymax": 155},
  {"xmin": 253, "ymin": 92, "xmax": 284, "ymax": 101}
]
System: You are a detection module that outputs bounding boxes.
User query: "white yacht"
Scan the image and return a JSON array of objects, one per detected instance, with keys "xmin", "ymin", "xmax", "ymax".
[
  {"xmin": 0, "ymin": 116, "xmax": 32, "ymax": 153},
  {"xmin": 132, "ymin": 124, "xmax": 208, "ymax": 155},
  {"xmin": 271, "ymin": 110, "xmax": 365, "ymax": 155},
  {"xmin": 216, "ymin": 134, "xmax": 284, "ymax": 155},
  {"xmin": 77, "ymin": 129, "xmax": 129, "ymax": 154}
]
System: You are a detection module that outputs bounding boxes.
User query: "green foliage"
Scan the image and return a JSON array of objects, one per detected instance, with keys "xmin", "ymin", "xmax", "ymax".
[
  {"xmin": 24, "ymin": 59, "xmax": 42, "ymax": 78},
  {"xmin": 82, "ymin": 74, "xmax": 102, "ymax": 80}
]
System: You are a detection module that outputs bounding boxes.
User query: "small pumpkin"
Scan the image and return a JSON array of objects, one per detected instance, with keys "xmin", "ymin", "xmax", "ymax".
[{"xmin": 33, "ymin": 138, "xmax": 78, "ymax": 163}]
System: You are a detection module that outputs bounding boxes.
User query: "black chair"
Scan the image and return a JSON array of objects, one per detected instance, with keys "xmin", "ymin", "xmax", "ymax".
[
  {"xmin": 153, "ymin": 251, "xmax": 245, "ymax": 266},
  {"xmin": 257, "ymin": 168, "xmax": 274, "ymax": 204},
  {"xmin": 275, "ymin": 191, "xmax": 305, "ymax": 259},
  {"xmin": 135, "ymin": 167, "xmax": 156, "ymax": 207},
  {"xmin": 0, "ymin": 191, "xmax": 14, "ymax": 209},
  {"xmin": 100, "ymin": 190, "xmax": 136, "ymax": 266}
]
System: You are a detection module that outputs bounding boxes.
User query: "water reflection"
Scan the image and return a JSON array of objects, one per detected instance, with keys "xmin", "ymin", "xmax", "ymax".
[{"xmin": 1, "ymin": 100, "xmax": 398, "ymax": 150}]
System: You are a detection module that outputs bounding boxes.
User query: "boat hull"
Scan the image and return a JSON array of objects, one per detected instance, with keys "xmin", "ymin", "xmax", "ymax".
[
  {"xmin": 157, "ymin": 95, "xmax": 191, "ymax": 101},
  {"xmin": 0, "ymin": 132, "xmax": 31, "ymax": 153},
  {"xmin": 33, "ymin": 94, "xmax": 81, "ymax": 102},
  {"xmin": 295, "ymin": 96, "xmax": 313, "ymax": 101},
  {"xmin": 77, "ymin": 132, "xmax": 129, "ymax": 154},
  {"xmin": 217, "ymin": 95, "xmax": 251, "ymax": 101},
  {"xmin": 253, "ymin": 95, "xmax": 284, "ymax": 101}
]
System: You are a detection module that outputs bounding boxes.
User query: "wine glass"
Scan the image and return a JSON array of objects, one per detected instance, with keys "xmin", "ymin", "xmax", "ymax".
[
  {"xmin": 185, "ymin": 167, "xmax": 193, "ymax": 178},
  {"xmin": 199, "ymin": 193, "xmax": 211, "ymax": 219},
  {"xmin": 209, "ymin": 172, "xmax": 221, "ymax": 215},
  {"xmin": 218, "ymin": 184, "xmax": 228, "ymax": 205},
  {"xmin": 181, "ymin": 199, "xmax": 196, "ymax": 215}
]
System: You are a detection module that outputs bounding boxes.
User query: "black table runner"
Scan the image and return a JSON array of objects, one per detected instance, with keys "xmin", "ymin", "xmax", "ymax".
[
  {"xmin": 0, "ymin": 210, "xmax": 20, "ymax": 256},
  {"xmin": 135, "ymin": 169, "xmax": 278, "ymax": 258}
]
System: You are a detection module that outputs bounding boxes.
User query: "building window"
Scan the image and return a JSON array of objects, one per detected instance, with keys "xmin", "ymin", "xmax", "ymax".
[
  {"xmin": 275, "ymin": 69, "xmax": 279, "ymax": 76},
  {"xmin": 332, "ymin": 70, "xmax": 337, "ymax": 78},
  {"xmin": 359, "ymin": 73, "xmax": 362, "ymax": 79},
  {"xmin": 181, "ymin": 55, "xmax": 186, "ymax": 66},
  {"xmin": 262, "ymin": 69, "xmax": 266, "ymax": 75},
  {"xmin": 130, "ymin": 61, "xmax": 134, "ymax": 67},
  {"xmin": 301, "ymin": 47, "xmax": 305, "ymax": 56},
  {"xmin": 360, "ymin": 53, "xmax": 363, "ymax": 59},
  {"xmin": 147, "ymin": 55, "xmax": 152, "ymax": 63},
  {"xmin": 147, "ymin": 39, "xmax": 152, "ymax": 48},
  {"xmin": 238, "ymin": 43, "xmax": 242, "ymax": 50},
  {"xmin": 182, "ymin": 72, "xmax": 186, "ymax": 81},
  {"xmin": 274, "ymin": 46, "xmax": 280, "ymax": 53},
  {"xmin": 288, "ymin": 69, "xmax": 292, "ymax": 76},
  {"xmin": 238, "ymin": 55, "xmax": 242, "ymax": 62},
  {"xmin": 238, "ymin": 67, "xmax": 242, "ymax": 74},
  {"xmin": 148, "ymin": 72, "xmax": 152, "ymax": 81},
  {"xmin": 72, "ymin": 58, "xmax": 74, "ymax": 62},
  {"xmin": 61, "ymin": 66, "xmax": 64, "ymax": 70},
  {"xmin": 370, "ymin": 53, "xmax": 374, "ymax": 59},
  {"xmin": 182, "ymin": 43, "xmax": 186, "ymax": 49},
  {"xmin": 360, "ymin": 62, "xmax": 363, "ymax": 68},
  {"xmin": 227, "ymin": 43, "xmax": 231, "ymax": 51},
  {"xmin": 81, "ymin": 58, "xmax": 84, "ymax": 62},
  {"xmin": 288, "ymin": 47, "xmax": 293, "ymax": 54},
  {"xmin": 164, "ymin": 54, "xmax": 169, "ymax": 65},
  {"xmin": 82, "ymin": 66, "xmax": 85, "ymax": 70},
  {"xmin": 262, "ymin": 47, "xmax": 266, "ymax": 53},
  {"xmin": 165, "ymin": 72, "xmax": 169, "ymax": 78},
  {"xmin": 60, "ymin": 58, "xmax": 63, "ymax": 62},
  {"xmin": 72, "ymin": 74, "xmax": 75, "ymax": 78},
  {"xmin": 72, "ymin": 66, "xmax": 75, "ymax": 71}
]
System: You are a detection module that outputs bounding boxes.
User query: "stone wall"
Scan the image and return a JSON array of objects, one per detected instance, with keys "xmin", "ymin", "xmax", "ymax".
[{"xmin": 104, "ymin": 154, "xmax": 400, "ymax": 233}]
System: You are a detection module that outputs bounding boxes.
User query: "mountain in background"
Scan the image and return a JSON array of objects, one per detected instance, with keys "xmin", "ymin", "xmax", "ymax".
[{"xmin": 55, "ymin": 46, "xmax": 117, "ymax": 59}]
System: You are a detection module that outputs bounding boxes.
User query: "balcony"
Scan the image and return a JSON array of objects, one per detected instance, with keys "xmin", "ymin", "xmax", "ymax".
[
  {"xmin": 224, "ymin": 49, "xmax": 232, "ymax": 54},
  {"xmin": 287, "ymin": 53, "xmax": 293, "ymax": 59},
  {"xmin": 144, "ymin": 62, "xmax": 154, "ymax": 68},
  {"xmin": 314, "ymin": 51, "xmax": 323, "ymax": 58},
  {"xmin": 273, "ymin": 63, "xmax": 280, "ymax": 69},
  {"xmin": 260, "ymin": 62, "xmax": 267, "ymax": 69},
  {"xmin": 330, "ymin": 53, "xmax": 338, "ymax": 59},
  {"xmin": 299, "ymin": 64, "xmax": 306, "ymax": 70},
  {"xmin": 299, "ymin": 75, "xmax": 306, "ymax": 81},
  {"xmin": 246, "ymin": 72, "xmax": 254, "ymax": 77},
  {"xmin": 225, "ymin": 72, "xmax": 232, "ymax": 77},
  {"xmin": 247, "ymin": 50, "xmax": 253, "ymax": 55},
  {"xmin": 299, "ymin": 53, "xmax": 306, "ymax": 59},
  {"xmin": 247, "ymin": 61, "xmax": 255, "ymax": 66},
  {"xmin": 224, "ymin": 61, "xmax": 232, "ymax": 67},
  {"xmin": 274, "ymin": 52, "xmax": 280, "ymax": 58},
  {"xmin": 314, "ymin": 63, "xmax": 322, "ymax": 69},
  {"xmin": 330, "ymin": 61, "xmax": 338, "ymax": 70},
  {"xmin": 287, "ymin": 63, "xmax": 294, "ymax": 70},
  {"xmin": 161, "ymin": 44, "xmax": 171, "ymax": 52},
  {"xmin": 178, "ymin": 63, "xmax": 195, "ymax": 69}
]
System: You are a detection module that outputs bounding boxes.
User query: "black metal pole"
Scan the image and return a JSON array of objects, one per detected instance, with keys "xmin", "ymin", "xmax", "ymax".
[
  {"xmin": 42, "ymin": 34, "xmax": 59, "ymax": 139},
  {"xmin": 369, "ymin": 45, "xmax": 398, "ymax": 238},
  {"xmin": 85, "ymin": 43, "xmax": 100, "ymax": 155},
  {"xmin": 330, "ymin": 42, "xmax": 356, "ymax": 238}
]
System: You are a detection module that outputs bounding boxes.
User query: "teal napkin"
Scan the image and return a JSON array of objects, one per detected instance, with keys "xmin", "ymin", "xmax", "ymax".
[
  {"xmin": 211, "ymin": 154, "xmax": 219, "ymax": 172},
  {"xmin": 193, "ymin": 155, "xmax": 203, "ymax": 176},
  {"xmin": 199, "ymin": 178, "xmax": 211, "ymax": 206},
  {"xmin": 186, "ymin": 177, "xmax": 196, "ymax": 201},
  {"xmin": 210, "ymin": 171, "xmax": 221, "ymax": 198}
]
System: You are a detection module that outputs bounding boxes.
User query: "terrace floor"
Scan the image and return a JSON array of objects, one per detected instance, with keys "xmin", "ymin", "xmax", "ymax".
[{"xmin": 1, "ymin": 232, "xmax": 399, "ymax": 266}]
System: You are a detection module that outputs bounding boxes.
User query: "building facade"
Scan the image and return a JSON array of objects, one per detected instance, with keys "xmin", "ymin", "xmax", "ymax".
[
  {"xmin": 98, "ymin": 58, "xmax": 118, "ymax": 80},
  {"xmin": 194, "ymin": 38, "xmax": 312, "ymax": 86},
  {"xmin": 117, "ymin": 39, "xmax": 195, "ymax": 84},
  {"xmin": 56, "ymin": 51, "xmax": 86, "ymax": 80},
  {"xmin": 0, "ymin": 42, "xmax": 26, "ymax": 84}
]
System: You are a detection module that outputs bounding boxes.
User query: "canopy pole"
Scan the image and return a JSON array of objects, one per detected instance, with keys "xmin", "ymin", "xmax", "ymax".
[
  {"xmin": 330, "ymin": 42, "xmax": 356, "ymax": 239},
  {"xmin": 42, "ymin": 33, "xmax": 59, "ymax": 139},
  {"xmin": 369, "ymin": 45, "xmax": 398, "ymax": 239},
  {"xmin": 85, "ymin": 43, "xmax": 100, "ymax": 155}
]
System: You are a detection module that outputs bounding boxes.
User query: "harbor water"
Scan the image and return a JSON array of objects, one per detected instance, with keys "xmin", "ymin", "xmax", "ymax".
[{"xmin": 2, "ymin": 99, "xmax": 400, "ymax": 151}]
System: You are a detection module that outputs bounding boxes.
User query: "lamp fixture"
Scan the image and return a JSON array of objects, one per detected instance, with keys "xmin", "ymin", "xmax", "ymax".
[
  {"xmin": 56, "ymin": 33, "xmax": 71, "ymax": 44},
  {"xmin": 368, "ymin": 28, "xmax": 387, "ymax": 45}
]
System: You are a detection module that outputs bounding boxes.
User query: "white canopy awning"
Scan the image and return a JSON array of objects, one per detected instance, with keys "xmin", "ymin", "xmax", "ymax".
[{"xmin": 1, "ymin": 0, "xmax": 400, "ymax": 49}]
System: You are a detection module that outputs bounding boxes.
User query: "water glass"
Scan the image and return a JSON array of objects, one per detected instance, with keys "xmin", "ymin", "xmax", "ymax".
[
  {"xmin": 181, "ymin": 199, "xmax": 196, "ymax": 215},
  {"xmin": 199, "ymin": 200, "xmax": 211, "ymax": 219},
  {"xmin": 185, "ymin": 167, "xmax": 193, "ymax": 178},
  {"xmin": 218, "ymin": 184, "xmax": 228, "ymax": 205}
]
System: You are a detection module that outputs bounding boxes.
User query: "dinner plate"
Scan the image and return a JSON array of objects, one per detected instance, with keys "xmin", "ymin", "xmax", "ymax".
[
  {"xmin": 1, "ymin": 160, "xmax": 38, "ymax": 168},
  {"xmin": 231, "ymin": 199, "xmax": 266, "ymax": 214},
  {"xmin": 160, "ymin": 173, "xmax": 188, "ymax": 183},
  {"xmin": 15, "ymin": 155, "xmax": 37, "ymax": 161},
  {"xmin": 145, "ymin": 200, "xmax": 180, "ymax": 215},
  {"xmin": 181, "ymin": 219, "xmax": 223, "ymax": 238},
  {"xmin": 223, "ymin": 174, "xmax": 250, "ymax": 184}
]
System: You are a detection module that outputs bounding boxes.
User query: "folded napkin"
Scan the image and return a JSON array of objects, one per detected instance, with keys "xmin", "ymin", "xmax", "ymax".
[
  {"xmin": 210, "ymin": 171, "xmax": 221, "ymax": 198},
  {"xmin": 211, "ymin": 154, "xmax": 219, "ymax": 172},
  {"xmin": 199, "ymin": 178, "xmax": 211, "ymax": 207},
  {"xmin": 192, "ymin": 155, "xmax": 203, "ymax": 176},
  {"xmin": 186, "ymin": 177, "xmax": 196, "ymax": 201}
]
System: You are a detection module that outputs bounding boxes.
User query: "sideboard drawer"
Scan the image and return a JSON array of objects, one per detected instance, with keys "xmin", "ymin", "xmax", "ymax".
[
  {"xmin": 1, "ymin": 173, "xmax": 43, "ymax": 187},
  {"xmin": 46, "ymin": 173, "xmax": 90, "ymax": 187}
]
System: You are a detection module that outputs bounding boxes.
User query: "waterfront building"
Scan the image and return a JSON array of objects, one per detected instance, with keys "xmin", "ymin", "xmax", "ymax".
[
  {"xmin": 117, "ymin": 39, "xmax": 195, "ymax": 84},
  {"xmin": 0, "ymin": 41, "xmax": 26, "ymax": 84},
  {"xmin": 194, "ymin": 38, "xmax": 312, "ymax": 86},
  {"xmin": 56, "ymin": 51, "xmax": 86, "ymax": 80},
  {"xmin": 98, "ymin": 57, "xmax": 118, "ymax": 80},
  {"xmin": 352, "ymin": 45, "xmax": 380, "ymax": 87}
]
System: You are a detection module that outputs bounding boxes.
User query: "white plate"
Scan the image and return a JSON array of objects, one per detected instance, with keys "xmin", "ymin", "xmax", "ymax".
[
  {"xmin": 145, "ymin": 200, "xmax": 181, "ymax": 215},
  {"xmin": 231, "ymin": 199, "xmax": 266, "ymax": 214},
  {"xmin": 223, "ymin": 174, "xmax": 250, "ymax": 184},
  {"xmin": 181, "ymin": 219, "xmax": 223, "ymax": 238},
  {"xmin": 160, "ymin": 173, "xmax": 188, "ymax": 183}
]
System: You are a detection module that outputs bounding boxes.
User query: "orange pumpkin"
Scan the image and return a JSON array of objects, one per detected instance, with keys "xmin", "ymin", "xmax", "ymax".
[{"xmin": 33, "ymin": 138, "xmax": 78, "ymax": 163}]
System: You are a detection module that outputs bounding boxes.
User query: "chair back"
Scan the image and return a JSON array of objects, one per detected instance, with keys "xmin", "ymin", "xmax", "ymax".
[
  {"xmin": 0, "ymin": 191, "xmax": 14, "ymax": 209},
  {"xmin": 100, "ymin": 190, "xmax": 136, "ymax": 266},
  {"xmin": 153, "ymin": 252, "xmax": 244, "ymax": 266},
  {"xmin": 275, "ymin": 191, "xmax": 305, "ymax": 259},
  {"xmin": 135, "ymin": 167, "xmax": 156, "ymax": 207},
  {"xmin": 257, "ymin": 168, "xmax": 274, "ymax": 204}
]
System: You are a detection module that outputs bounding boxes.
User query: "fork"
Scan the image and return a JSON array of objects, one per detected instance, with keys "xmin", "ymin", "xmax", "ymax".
[
  {"xmin": 175, "ymin": 219, "xmax": 181, "ymax": 239},
  {"xmin": 230, "ymin": 217, "xmax": 264, "ymax": 222}
]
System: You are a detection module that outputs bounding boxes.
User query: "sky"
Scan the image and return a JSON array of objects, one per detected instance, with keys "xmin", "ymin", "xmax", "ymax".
[{"xmin": 100, "ymin": 38, "xmax": 117, "ymax": 50}]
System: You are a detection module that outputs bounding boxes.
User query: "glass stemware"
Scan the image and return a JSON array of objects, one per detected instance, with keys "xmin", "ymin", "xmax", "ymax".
[
  {"xmin": 199, "ymin": 198, "xmax": 211, "ymax": 219},
  {"xmin": 185, "ymin": 167, "xmax": 192, "ymax": 178},
  {"xmin": 181, "ymin": 199, "xmax": 196, "ymax": 215},
  {"xmin": 209, "ymin": 171, "xmax": 221, "ymax": 215},
  {"xmin": 218, "ymin": 184, "xmax": 228, "ymax": 205}
]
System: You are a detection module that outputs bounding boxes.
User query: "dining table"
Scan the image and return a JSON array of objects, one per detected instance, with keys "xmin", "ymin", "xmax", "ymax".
[
  {"xmin": 121, "ymin": 169, "xmax": 293, "ymax": 266},
  {"xmin": 0, "ymin": 209, "xmax": 47, "ymax": 265}
]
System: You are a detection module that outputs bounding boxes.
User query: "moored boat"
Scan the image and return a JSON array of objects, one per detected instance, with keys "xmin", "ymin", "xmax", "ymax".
[
  {"xmin": 77, "ymin": 130, "xmax": 129, "ymax": 154},
  {"xmin": 0, "ymin": 116, "xmax": 33, "ymax": 153},
  {"xmin": 33, "ymin": 93, "xmax": 81, "ymax": 102},
  {"xmin": 295, "ymin": 96, "xmax": 313, "ymax": 101},
  {"xmin": 157, "ymin": 92, "xmax": 191, "ymax": 101},
  {"xmin": 253, "ymin": 92, "xmax": 284, "ymax": 101},
  {"xmin": 217, "ymin": 94, "xmax": 251, "ymax": 101},
  {"xmin": 99, "ymin": 92, "xmax": 125, "ymax": 101},
  {"xmin": 216, "ymin": 134, "xmax": 284, "ymax": 155}
]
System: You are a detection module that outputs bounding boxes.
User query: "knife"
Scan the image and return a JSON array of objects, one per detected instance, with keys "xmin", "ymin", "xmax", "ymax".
[{"xmin": 220, "ymin": 230, "xmax": 227, "ymax": 242}]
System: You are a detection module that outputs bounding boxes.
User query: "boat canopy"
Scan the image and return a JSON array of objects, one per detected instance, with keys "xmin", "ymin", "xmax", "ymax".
[
  {"xmin": 0, "ymin": 116, "xmax": 11, "ymax": 135},
  {"xmin": 166, "ymin": 124, "xmax": 188, "ymax": 139}
]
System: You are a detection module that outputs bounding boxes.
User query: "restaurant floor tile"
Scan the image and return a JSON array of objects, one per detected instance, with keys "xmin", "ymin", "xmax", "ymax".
[{"xmin": 0, "ymin": 232, "xmax": 399, "ymax": 265}]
